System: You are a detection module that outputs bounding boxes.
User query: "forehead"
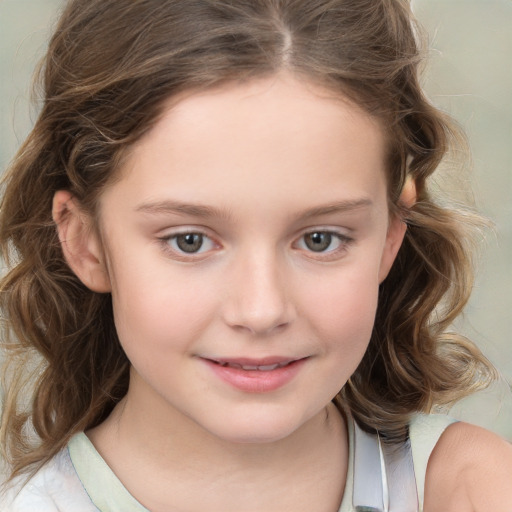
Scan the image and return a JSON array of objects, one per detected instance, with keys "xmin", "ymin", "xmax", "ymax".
[{"xmin": 104, "ymin": 74, "xmax": 388, "ymax": 215}]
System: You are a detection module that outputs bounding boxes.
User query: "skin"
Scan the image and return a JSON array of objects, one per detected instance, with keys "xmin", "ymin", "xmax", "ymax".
[
  {"xmin": 425, "ymin": 422, "xmax": 512, "ymax": 511},
  {"xmin": 53, "ymin": 74, "xmax": 512, "ymax": 511}
]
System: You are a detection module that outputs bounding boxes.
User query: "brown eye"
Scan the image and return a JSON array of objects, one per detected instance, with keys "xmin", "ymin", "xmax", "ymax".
[
  {"xmin": 303, "ymin": 232, "xmax": 333, "ymax": 252},
  {"xmin": 175, "ymin": 233, "xmax": 204, "ymax": 253}
]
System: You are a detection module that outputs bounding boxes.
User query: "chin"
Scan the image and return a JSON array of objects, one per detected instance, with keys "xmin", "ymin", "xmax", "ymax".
[{"xmin": 204, "ymin": 410, "xmax": 313, "ymax": 445}]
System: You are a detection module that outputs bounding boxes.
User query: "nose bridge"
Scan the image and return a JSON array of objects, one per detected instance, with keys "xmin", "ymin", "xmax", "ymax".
[{"xmin": 223, "ymin": 244, "xmax": 293, "ymax": 335}]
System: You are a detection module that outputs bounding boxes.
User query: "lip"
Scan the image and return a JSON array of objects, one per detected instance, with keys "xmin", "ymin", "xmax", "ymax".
[{"xmin": 201, "ymin": 356, "xmax": 308, "ymax": 393}]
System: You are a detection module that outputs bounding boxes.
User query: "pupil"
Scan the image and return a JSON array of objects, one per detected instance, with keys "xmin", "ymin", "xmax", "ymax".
[
  {"xmin": 177, "ymin": 233, "xmax": 203, "ymax": 253},
  {"xmin": 305, "ymin": 232, "xmax": 331, "ymax": 252}
]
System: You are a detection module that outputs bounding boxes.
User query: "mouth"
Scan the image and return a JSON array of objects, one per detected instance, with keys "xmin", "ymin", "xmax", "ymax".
[
  {"xmin": 206, "ymin": 357, "xmax": 305, "ymax": 372},
  {"xmin": 202, "ymin": 357, "xmax": 308, "ymax": 392}
]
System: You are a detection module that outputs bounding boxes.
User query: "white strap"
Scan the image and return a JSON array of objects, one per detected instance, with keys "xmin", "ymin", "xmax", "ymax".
[
  {"xmin": 409, "ymin": 414, "xmax": 457, "ymax": 507},
  {"xmin": 352, "ymin": 419, "xmax": 419, "ymax": 512},
  {"xmin": 381, "ymin": 438, "xmax": 419, "ymax": 512},
  {"xmin": 352, "ymin": 422, "xmax": 385, "ymax": 511}
]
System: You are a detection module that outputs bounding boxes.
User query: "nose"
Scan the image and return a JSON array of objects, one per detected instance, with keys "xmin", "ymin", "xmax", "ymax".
[{"xmin": 222, "ymin": 250, "xmax": 295, "ymax": 336}]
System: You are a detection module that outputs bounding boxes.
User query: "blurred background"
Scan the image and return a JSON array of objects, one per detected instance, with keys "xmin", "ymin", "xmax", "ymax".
[{"xmin": 1, "ymin": 0, "xmax": 511, "ymax": 438}]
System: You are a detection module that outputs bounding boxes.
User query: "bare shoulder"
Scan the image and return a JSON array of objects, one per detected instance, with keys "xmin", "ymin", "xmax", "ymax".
[{"xmin": 424, "ymin": 421, "xmax": 512, "ymax": 512}]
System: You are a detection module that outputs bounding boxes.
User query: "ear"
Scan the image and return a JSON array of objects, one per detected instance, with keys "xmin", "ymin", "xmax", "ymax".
[
  {"xmin": 378, "ymin": 212, "xmax": 407, "ymax": 283},
  {"xmin": 378, "ymin": 176, "xmax": 417, "ymax": 282},
  {"xmin": 398, "ymin": 175, "xmax": 417, "ymax": 209},
  {"xmin": 52, "ymin": 190, "xmax": 111, "ymax": 293}
]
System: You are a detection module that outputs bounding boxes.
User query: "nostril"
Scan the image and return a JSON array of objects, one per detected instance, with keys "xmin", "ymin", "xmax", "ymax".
[{"xmin": 227, "ymin": 317, "xmax": 291, "ymax": 336}]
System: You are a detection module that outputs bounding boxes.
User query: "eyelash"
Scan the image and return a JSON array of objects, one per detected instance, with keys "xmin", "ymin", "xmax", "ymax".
[
  {"xmin": 158, "ymin": 229, "xmax": 354, "ymax": 260},
  {"xmin": 158, "ymin": 230, "xmax": 219, "ymax": 259},
  {"xmin": 293, "ymin": 230, "xmax": 354, "ymax": 259}
]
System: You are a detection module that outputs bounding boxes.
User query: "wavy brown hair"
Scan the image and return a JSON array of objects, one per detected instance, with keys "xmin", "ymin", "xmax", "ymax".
[{"xmin": 1, "ymin": 0, "xmax": 494, "ymax": 480}]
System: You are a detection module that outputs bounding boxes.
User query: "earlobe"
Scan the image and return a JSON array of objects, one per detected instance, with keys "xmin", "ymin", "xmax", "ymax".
[
  {"xmin": 378, "ymin": 214, "xmax": 407, "ymax": 283},
  {"xmin": 52, "ymin": 190, "xmax": 111, "ymax": 293}
]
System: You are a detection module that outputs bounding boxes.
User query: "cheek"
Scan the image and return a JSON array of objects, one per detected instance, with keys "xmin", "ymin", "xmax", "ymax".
[
  {"xmin": 299, "ymin": 264, "xmax": 380, "ymax": 365},
  {"xmin": 304, "ymin": 265, "xmax": 379, "ymax": 327},
  {"xmin": 107, "ymin": 254, "xmax": 218, "ymax": 361}
]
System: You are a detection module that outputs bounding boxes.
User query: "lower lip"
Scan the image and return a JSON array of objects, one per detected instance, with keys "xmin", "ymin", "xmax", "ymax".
[{"xmin": 203, "ymin": 358, "xmax": 307, "ymax": 393}]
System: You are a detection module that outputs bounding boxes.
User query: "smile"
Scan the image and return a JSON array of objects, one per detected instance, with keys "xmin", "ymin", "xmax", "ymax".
[
  {"xmin": 202, "ymin": 357, "xmax": 308, "ymax": 393},
  {"xmin": 209, "ymin": 359, "xmax": 296, "ymax": 371}
]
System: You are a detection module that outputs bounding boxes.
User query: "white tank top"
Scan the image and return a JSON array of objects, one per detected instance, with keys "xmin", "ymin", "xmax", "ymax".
[{"xmin": 1, "ymin": 413, "xmax": 455, "ymax": 512}]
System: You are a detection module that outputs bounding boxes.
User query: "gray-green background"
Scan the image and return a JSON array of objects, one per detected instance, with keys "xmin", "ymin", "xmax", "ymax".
[{"xmin": 1, "ymin": 0, "xmax": 511, "ymax": 438}]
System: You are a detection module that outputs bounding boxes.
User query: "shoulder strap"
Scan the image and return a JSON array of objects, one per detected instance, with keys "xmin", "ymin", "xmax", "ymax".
[
  {"xmin": 351, "ymin": 414, "xmax": 456, "ymax": 512},
  {"xmin": 352, "ymin": 422, "xmax": 386, "ymax": 511},
  {"xmin": 68, "ymin": 433, "xmax": 149, "ymax": 512},
  {"xmin": 352, "ymin": 420, "xmax": 419, "ymax": 512},
  {"xmin": 409, "ymin": 414, "xmax": 457, "ymax": 508}
]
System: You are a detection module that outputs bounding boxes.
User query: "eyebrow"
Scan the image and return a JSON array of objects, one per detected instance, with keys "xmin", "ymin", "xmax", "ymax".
[
  {"xmin": 135, "ymin": 198, "xmax": 373, "ymax": 221},
  {"xmin": 135, "ymin": 200, "xmax": 233, "ymax": 220},
  {"xmin": 295, "ymin": 198, "xmax": 373, "ymax": 222}
]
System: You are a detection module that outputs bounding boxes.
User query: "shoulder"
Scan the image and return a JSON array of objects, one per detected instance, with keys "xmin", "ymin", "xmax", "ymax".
[
  {"xmin": 0, "ymin": 445, "xmax": 98, "ymax": 512},
  {"xmin": 425, "ymin": 421, "xmax": 512, "ymax": 512}
]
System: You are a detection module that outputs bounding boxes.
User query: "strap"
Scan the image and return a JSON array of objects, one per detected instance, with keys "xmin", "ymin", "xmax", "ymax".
[
  {"xmin": 409, "ymin": 414, "xmax": 457, "ymax": 507},
  {"xmin": 381, "ymin": 438, "xmax": 419, "ymax": 512},
  {"xmin": 68, "ymin": 433, "xmax": 149, "ymax": 512},
  {"xmin": 352, "ymin": 423, "xmax": 385, "ymax": 511},
  {"xmin": 352, "ymin": 420, "xmax": 419, "ymax": 512}
]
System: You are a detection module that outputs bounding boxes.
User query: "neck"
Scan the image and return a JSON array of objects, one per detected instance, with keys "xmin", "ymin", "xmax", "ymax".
[{"xmin": 88, "ymin": 380, "xmax": 348, "ymax": 512}]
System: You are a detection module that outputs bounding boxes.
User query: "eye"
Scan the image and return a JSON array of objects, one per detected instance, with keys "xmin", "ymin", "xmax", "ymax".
[
  {"xmin": 303, "ymin": 232, "xmax": 335, "ymax": 252},
  {"xmin": 295, "ymin": 230, "xmax": 352, "ymax": 255},
  {"xmin": 163, "ymin": 232, "xmax": 217, "ymax": 255}
]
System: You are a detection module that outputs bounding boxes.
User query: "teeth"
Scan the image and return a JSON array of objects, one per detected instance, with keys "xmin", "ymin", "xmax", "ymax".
[
  {"xmin": 213, "ymin": 360, "xmax": 295, "ymax": 371},
  {"xmin": 226, "ymin": 362, "xmax": 289, "ymax": 371},
  {"xmin": 257, "ymin": 364, "xmax": 280, "ymax": 371}
]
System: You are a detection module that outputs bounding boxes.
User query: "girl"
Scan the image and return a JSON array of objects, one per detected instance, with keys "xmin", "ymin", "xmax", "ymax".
[{"xmin": 1, "ymin": 0, "xmax": 511, "ymax": 510}]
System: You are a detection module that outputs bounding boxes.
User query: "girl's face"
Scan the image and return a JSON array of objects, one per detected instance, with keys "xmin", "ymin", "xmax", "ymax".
[{"xmin": 75, "ymin": 74, "xmax": 405, "ymax": 443}]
